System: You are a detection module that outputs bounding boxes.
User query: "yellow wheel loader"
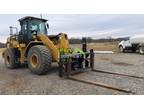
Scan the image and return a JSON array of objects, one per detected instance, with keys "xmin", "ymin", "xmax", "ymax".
[{"xmin": 3, "ymin": 16, "xmax": 91, "ymax": 75}]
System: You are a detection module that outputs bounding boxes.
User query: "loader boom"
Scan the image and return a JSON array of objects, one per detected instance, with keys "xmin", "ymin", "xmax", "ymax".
[
  {"xmin": 37, "ymin": 34, "xmax": 60, "ymax": 62},
  {"xmin": 37, "ymin": 33, "xmax": 70, "ymax": 62}
]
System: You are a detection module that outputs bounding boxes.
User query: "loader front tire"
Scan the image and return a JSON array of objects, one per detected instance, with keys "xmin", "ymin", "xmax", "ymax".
[
  {"xmin": 4, "ymin": 48, "xmax": 19, "ymax": 69},
  {"xmin": 28, "ymin": 45, "xmax": 52, "ymax": 75}
]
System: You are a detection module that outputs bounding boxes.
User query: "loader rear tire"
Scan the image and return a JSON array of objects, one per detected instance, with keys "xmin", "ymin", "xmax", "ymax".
[
  {"xmin": 27, "ymin": 45, "xmax": 52, "ymax": 75},
  {"xmin": 4, "ymin": 48, "xmax": 19, "ymax": 69}
]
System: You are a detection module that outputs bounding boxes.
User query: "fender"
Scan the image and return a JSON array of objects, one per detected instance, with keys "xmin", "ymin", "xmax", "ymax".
[{"xmin": 24, "ymin": 41, "xmax": 43, "ymax": 57}]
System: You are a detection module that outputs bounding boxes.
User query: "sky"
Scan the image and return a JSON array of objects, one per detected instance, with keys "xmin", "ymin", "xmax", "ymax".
[{"xmin": 1, "ymin": 14, "xmax": 144, "ymax": 42}]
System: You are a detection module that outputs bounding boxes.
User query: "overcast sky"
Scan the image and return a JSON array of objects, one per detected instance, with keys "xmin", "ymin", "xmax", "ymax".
[{"xmin": 1, "ymin": 14, "xmax": 144, "ymax": 42}]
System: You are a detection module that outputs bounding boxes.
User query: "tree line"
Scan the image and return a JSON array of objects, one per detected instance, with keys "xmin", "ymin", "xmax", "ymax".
[
  {"xmin": 69, "ymin": 37, "xmax": 129, "ymax": 44},
  {"xmin": 0, "ymin": 42, "xmax": 6, "ymax": 48}
]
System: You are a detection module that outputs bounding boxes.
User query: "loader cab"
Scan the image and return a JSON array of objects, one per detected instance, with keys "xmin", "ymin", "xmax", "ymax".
[{"xmin": 18, "ymin": 16, "xmax": 49, "ymax": 44}]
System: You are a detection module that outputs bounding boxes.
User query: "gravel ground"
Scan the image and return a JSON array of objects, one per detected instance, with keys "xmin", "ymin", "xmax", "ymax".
[{"xmin": 0, "ymin": 52, "xmax": 144, "ymax": 95}]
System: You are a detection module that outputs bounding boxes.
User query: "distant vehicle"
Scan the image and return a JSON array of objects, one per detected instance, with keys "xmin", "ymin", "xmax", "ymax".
[
  {"xmin": 119, "ymin": 40, "xmax": 132, "ymax": 52},
  {"xmin": 119, "ymin": 34, "xmax": 144, "ymax": 54}
]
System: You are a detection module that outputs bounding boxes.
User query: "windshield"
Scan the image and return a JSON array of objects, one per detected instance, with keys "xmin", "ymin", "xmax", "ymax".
[{"xmin": 29, "ymin": 20, "xmax": 47, "ymax": 35}]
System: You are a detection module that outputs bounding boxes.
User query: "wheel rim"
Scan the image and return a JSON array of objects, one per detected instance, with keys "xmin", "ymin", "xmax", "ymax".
[
  {"xmin": 30, "ymin": 54, "xmax": 38, "ymax": 68},
  {"xmin": 6, "ymin": 55, "xmax": 10, "ymax": 64},
  {"xmin": 140, "ymin": 48, "xmax": 144, "ymax": 54},
  {"xmin": 120, "ymin": 46, "xmax": 123, "ymax": 52}
]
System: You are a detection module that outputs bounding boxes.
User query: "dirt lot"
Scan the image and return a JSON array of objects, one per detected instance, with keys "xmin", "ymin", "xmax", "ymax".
[{"xmin": 0, "ymin": 50, "xmax": 144, "ymax": 95}]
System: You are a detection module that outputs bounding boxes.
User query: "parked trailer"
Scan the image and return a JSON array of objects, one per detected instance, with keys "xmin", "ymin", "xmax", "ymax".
[
  {"xmin": 130, "ymin": 34, "xmax": 144, "ymax": 54},
  {"xmin": 119, "ymin": 34, "xmax": 144, "ymax": 54}
]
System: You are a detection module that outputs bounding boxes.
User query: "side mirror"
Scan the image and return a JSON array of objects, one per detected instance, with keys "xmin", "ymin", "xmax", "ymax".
[
  {"xmin": 47, "ymin": 23, "xmax": 49, "ymax": 29},
  {"xmin": 9, "ymin": 26, "xmax": 18, "ymax": 35}
]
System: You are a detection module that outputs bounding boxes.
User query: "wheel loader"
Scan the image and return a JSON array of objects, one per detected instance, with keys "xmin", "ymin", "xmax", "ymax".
[{"xmin": 3, "ymin": 16, "xmax": 92, "ymax": 75}]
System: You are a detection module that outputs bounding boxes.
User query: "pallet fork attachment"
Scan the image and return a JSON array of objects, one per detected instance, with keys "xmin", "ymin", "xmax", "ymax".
[
  {"xmin": 58, "ymin": 38, "xmax": 136, "ymax": 94},
  {"xmin": 59, "ymin": 49, "xmax": 134, "ymax": 94}
]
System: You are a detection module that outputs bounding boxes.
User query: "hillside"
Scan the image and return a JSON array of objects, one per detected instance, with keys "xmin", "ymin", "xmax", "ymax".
[{"xmin": 0, "ymin": 42, "xmax": 6, "ymax": 48}]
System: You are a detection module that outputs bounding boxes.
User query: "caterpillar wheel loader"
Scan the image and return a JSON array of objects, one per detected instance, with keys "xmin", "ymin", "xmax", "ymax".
[{"xmin": 2, "ymin": 16, "xmax": 92, "ymax": 75}]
